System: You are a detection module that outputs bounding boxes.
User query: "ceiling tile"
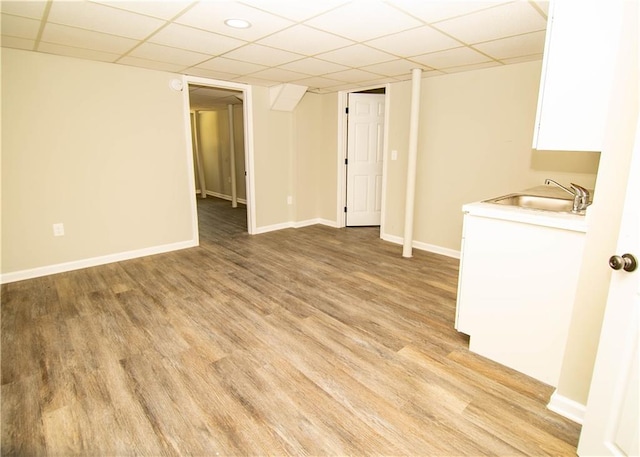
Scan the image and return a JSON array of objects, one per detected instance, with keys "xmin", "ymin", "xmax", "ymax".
[
  {"xmin": 175, "ymin": 2, "xmax": 293, "ymax": 41},
  {"xmin": 0, "ymin": 0, "xmax": 551, "ymax": 94},
  {"xmin": 222, "ymin": 44, "xmax": 303, "ymax": 67},
  {"xmin": 501, "ymin": 53, "xmax": 544, "ymax": 65},
  {"xmin": 248, "ymin": 67, "xmax": 310, "ymax": 83},
  {"xmin": 194, "ymin": 56, "xmax": 267, "ymax": 74},
  {"xmin": 305, "ymin": 0, "xmax": 423, "ymax": 42},
  {"xmin": 149, "ymin": 23, "xmax": 247, "ymax": 56},
  {"xmin": 434, "ymin": 2, "xmax": 547, "ymax": 44},
  {"xmin": 533, "ymin": 1, "xmax": 550, "ymax": 17},
  {"xmin": 90, "ymin": 0, "xmax": 196, "ymax": 20},
  {"xmin": 388, "ymin": 0, "xmax": 509, "ymax": 23},
  {"xmin": 41, "ymin": 23, "xmax": 138, "ymax": 54},
  {"xmin": 366, "ymin": 25, "xmax": 461, "ymax": 57},
  {"xmin": 439, "ymin": 61, "xmax": 502, "ymax": 74},
  {"xmin": 0, "ymin": 1, "xmax": 48, "ymax": 19},
  {"xmin": 240, "ymin": 0, "xmax": 349, "ymax": 21},
  {"xmin": 38, "ymin": 42, "xmax": 120, "ymax": 62},
  {"xmin": 361, "ymin": 58, "xmax": 429, "ymax": 77},
  {"xmin": 410, "ymin": 46, "xmax": 492, "ymax": 69},
  {"xmin": 48, "ymin": 1, "xmax": 165, "ymax": 40},
  {"xmin": 233, "ymin": 74, "xmax": 281, "ymax": 86},
  {"xmin": 128, "ymin": 42, "xmax": 211, "ymax": 66},
  {"xmin": 324, "ymin": 68, "xmax": 385, "ymax": 83},
  {"xmin": 1, "ymin": 14, "xmax": 41, "ymax": 40},
  {"xmin": 316, "ymin": 44, "xmax": 396, "ymax": 67},
  {"xmin": 279, "ymin": 58, "xmax": 350, "ymax": 76},
  {"xmin": 185, "ymin": 67, "xmax": 240, "ymax": 81},
  {"xmin": 117, "ymin": 55, "xmax": 187, "ymax": 72},
  {"xmin": 0, "ymin": 36, "xmax": 34, "ymax": 50},
  {"xmin": 474, "ymin": 30, "xmax": 546, "ymax": 60},
  {"xmin": 257, "ymin": 25, "xmax": 353, "ymax": 56},
  {"xmin": 291, "ymin": 75, "xmax": 349, "ymax": 90}
]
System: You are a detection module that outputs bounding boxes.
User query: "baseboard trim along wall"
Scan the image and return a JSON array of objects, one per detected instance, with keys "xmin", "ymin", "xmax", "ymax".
[
  {"xmin": 254, "ymin": 218, "xmax": 339, "ymax": 235},
  {"xmin": 381, "ymin": 233, "xmax": 461, "ymax": 259},
  {"xmin": 0, "ymin": 240, "xmax": 198, "ymax": 284},
  {"xmin": 205, "ymin": 191, "xmax": 247, "ymax": 205},
  {"xmin": 547, "ymin": 390, "xmax": 586, "ymax": 424}
]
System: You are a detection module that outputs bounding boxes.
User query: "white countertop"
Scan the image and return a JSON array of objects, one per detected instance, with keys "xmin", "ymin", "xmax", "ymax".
[{"xmin": 463, "ymin": 186, "xmax": 589, "ymax": 233}]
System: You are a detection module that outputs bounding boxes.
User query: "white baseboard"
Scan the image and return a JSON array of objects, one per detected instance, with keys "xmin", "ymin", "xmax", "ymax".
[
  {"xmin": 294, "ymin": 218, "xmax": 339, "ymax": 229},
  {"xmin": 381, "ymin": 233, "xmax": 460, "ymax": 259},
  {"xmin": 547, "ymin": 390, "xmax": 586, "ymax": 424},
  {"xmin": 317, "ymin": 218, "xmax": 339, "ymax": 228},
  {"xmin": 254, "ymin": 218, "xmax": 338, "ymax": 234},
  {"xmin": 0, "ymin": 239, "xmax": 197, "ymax": 284},
  {"xmin": 254, "ymin": 221, "xmax": 295, "ymax": 234},
  {"xmin": 204, "ymin": 191, "xmax": 247, "ymax": 205}
]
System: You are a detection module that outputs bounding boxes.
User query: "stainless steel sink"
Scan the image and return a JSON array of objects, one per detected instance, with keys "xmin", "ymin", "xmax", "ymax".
[{"xmin": 483, "ymin": 193, "xmax": 580, "ymax": 214}]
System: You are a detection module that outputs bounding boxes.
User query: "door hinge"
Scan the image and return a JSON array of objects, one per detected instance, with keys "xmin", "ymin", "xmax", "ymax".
[
  {"xmin": 345, "ymin": 158, "xmax": 348, "ymax": 165},
  {"xmin": 345, "ymin": 107, "xmax": 349, "ymax": 114},
  {"xmin": 344, "ymin": 206, "xmax": 347, "ymax": 213}
]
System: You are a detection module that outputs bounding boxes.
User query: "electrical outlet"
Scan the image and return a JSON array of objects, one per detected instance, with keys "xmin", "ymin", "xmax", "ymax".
[
  {"xmin": 391, "ymin": 150, "xmax": 398, "ymax": 161},
  {"xmin": 53, "ymin": 223, "xmax": 65, "ymax": 237},
  {"xmin": 287, "ymin": 196, "xmax": 293, "ymax": 205}
]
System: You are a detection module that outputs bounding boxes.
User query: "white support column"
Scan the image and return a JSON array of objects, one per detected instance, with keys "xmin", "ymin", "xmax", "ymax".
[
  {"xmin": 402, "ymin": 68, "xmax": 423, "ymax": 258},
  {"xmin": 192, "ymin": 111, "xmax": 207, "ymax": 198},
  {"xmin": 228, "ymin": 104, "xmax": 238, "ymax": 208}
]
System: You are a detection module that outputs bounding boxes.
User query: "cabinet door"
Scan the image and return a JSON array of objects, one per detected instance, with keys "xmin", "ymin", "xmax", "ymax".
[
  {"xmin": 456, "ymin": 214, "xmax": 585, "ymax": 386},
  {"xmin": 533, "ymin": 0, "xmax": 623, "ymax": 152}
]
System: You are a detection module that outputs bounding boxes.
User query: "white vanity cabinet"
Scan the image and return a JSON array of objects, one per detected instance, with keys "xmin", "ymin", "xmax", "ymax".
[
  {"xmin": 532, "ymin": 0, "xmax": 623, "ymax": 151},
  {"xmin": 455, "ymin": 208, "xmax": 586, "ymax": 386}
]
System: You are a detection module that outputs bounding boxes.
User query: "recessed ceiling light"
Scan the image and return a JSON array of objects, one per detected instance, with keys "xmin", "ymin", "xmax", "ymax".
[{"xmin": 224, "ymin": 18, "xmax": 251, "ymax": 29}]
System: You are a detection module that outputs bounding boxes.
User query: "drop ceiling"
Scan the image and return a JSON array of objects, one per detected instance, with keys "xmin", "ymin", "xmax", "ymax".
[{"xmin": 1, "ymin": 0, "xmax": 549, "ymax": 94}]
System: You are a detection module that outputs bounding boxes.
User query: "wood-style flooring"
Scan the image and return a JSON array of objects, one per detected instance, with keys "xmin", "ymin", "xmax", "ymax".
[{"xmin": 1, "ymin": 197, "xmax": 581, "ymax": 456}]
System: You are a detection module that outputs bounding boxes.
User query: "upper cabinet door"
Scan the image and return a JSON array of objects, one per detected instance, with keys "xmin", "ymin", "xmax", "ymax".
[{"xmin": 532, "ymin": 0, "xmax": 624, "ymax": 152}]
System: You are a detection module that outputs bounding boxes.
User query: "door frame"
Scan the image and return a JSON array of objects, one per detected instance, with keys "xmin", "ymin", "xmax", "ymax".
[
  {"xmin": 181, "ymin": 75, "xmax": 256, "ymax": 237},
  {"xmin": 336, "ymin": 83, "xmax": 391, "ymax": 232}
]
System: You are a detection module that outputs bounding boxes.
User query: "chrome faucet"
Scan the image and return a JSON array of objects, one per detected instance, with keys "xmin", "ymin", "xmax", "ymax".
[{"xmin": 544, "ymin": 179, "xmax": 591, "ymax": 213}]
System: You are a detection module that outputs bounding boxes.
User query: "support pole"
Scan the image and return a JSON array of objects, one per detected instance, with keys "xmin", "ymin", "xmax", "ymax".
[
  {"xmin": 192, "ymin": 111, "xmax": 207, "ymax": 198},
  {"xmin": 227, "ymin": 104, "xmax": 238, "ymax": 208},
  {"xmin": 402, "ymin": 68, "xmax": 423, "ymax": 258}
]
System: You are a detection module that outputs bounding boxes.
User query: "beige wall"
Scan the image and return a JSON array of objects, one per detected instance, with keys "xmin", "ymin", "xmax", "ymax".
[
  {"xmin": 384, "ymin": 60, "xmax": 600, "ymax": 252},
  {"xmin": 293, "ymin": 93, "xmax": 322, "ymax": 222},
  {"xmin": 292, "ymin": 92, "xmax": 339, "ymax": 224},
  {"xmin": 1, "ymin": 49, "xmax": 194, "ymax": 275},
  {"xmin": 251, "ymin": 86, "xmax": 294, "ymax": 228},
  {"xmin": 195, "ymin": 107, "xmax": 246, "ymax": 200},
  {"xmin": 317, "ymin": 94, "xmax": 339, "ymax": 222}
]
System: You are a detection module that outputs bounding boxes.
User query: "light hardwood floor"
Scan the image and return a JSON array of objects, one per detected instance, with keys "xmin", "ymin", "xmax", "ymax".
[{"xmin": 1, "ymin": 197, "xmax": 580, "ymax": 456}]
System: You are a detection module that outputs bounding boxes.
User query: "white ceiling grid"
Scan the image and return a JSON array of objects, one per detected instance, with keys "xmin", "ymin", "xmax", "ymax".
[{"xmin": 0, "ymin": 0, "xmax": 549, "ymax": 94}]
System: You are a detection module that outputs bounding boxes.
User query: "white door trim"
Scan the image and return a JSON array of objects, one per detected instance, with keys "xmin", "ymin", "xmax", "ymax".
[
  {"xmin": 181, "ymin": 75, "xmax": 256, "ymax": 235},
  {"xmin": 336, "ymin": 83, "xmax": 390, "ymax": 233}
]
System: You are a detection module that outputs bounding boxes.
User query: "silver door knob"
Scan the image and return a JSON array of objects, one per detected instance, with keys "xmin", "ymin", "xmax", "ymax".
[{"xmin": 609, "ymin": 253, "xmax": 638, "ymax": 272}]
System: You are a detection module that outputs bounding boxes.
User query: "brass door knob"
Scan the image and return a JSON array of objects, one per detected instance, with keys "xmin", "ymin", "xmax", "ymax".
[{"xmin": 609, "ymin": 253, "xmax": 638, "ymax": 272}]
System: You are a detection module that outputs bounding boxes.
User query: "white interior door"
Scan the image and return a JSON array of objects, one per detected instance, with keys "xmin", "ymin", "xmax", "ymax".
[
  {"xmin": 577, "ymin": 119, "xmax": 640, "ymax": 456},
  {"xmin": 346, "ymin": 93, "xmax": 385, "ymax": 226}
]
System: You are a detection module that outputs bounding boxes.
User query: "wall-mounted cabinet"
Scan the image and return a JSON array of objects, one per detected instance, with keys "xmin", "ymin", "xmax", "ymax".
[{"xmin": 532, "ymin": 0, "xmax": 624, "ymax": 152}]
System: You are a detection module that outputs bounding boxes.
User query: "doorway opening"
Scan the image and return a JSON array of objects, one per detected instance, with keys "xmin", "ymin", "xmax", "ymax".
[
  {"xmin": 182, "ymin": 76, "xmax": 256, "ymax": 242},
  {"xmin": 338, "ymin": 85, "xmax": 390, "ymax": 233}
]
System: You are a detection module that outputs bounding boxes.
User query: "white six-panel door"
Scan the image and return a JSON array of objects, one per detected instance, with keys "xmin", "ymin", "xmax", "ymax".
[{"xmin": 346, "ymin": 93, "xmax": 385, "ymax": 226}]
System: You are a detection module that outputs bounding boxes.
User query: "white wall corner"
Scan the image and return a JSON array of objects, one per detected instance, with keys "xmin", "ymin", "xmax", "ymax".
[
  {"xmin": 547, "ymin": 390, "xmax": 586, "ymax": 424},
  {"xmin": 269, "ymin": 84, "xmax": 308, "ymax": 111}
]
